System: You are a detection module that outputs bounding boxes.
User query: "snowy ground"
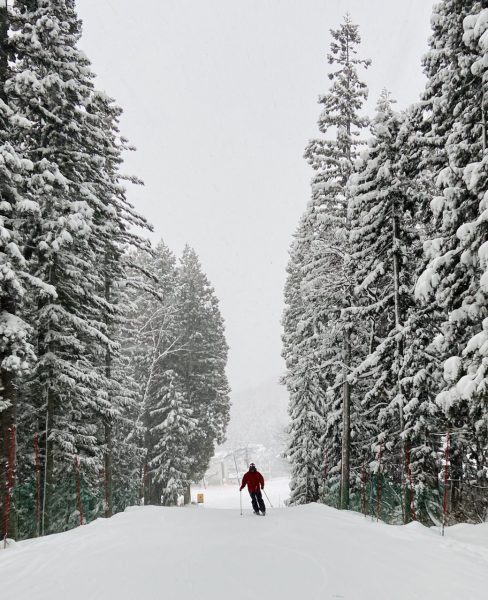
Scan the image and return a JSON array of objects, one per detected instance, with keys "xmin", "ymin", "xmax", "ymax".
[{"xmin": 2, "ymin": 481, "xmax": 488, "ymax": 599}]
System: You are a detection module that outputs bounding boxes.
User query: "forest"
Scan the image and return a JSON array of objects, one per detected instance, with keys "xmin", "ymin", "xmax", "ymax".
[
  {"xmin": 2, "ymin": 0, "xmax": 488, "ymax": 547},
  {"xmin": 0, "ymin": 1, "xmax": 230, "ymax": 540},
  {"xmin": 284, "ymin": 2, "xmax": 488, "ymax": 526}
]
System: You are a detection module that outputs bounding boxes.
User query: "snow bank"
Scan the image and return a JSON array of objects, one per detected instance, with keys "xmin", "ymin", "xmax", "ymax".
[{"xmin": 1, "ymin": 488, "xmax": 487, "ymax": 599}]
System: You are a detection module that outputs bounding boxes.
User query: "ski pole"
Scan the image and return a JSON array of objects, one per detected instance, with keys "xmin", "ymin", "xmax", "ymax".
[{"xmin": 263, "ymin": 489, "xmax": 274, "ymax": 508}]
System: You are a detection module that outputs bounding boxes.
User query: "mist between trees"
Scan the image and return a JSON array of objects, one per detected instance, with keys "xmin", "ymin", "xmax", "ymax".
[
  {"xmin": 0, "ymin": 2, "xmax": 230, "ymax": 540},
  {"xmin": 283, "ymin": 4, "xmax": 488, "ymax": 525}
]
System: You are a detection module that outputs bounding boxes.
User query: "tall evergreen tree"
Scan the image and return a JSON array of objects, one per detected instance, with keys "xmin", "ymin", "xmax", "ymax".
[
  {"xmin": 148, "ymin": 370, "xmax": 197, "ymax": 506},
  {"xmin": 348, "ymin": 92, "xmax": 422, "ymax": 521},
  {"xmin": 283, "ymin": 15, "xmax": 370, "ymax": 508},
  {"xmin": 283, "ymin": 218, "xmax": 328, "ymax": 504},
  {"xmin": 84, "ymin": 89, "xmax": 150, "ymax": 517},
  {"xmin": 122, "ymin": 244, "xmax": 230, "ymax": 506},
  {"xmin": 413, "ymin": 0, "xmax": 488, "ymax": 521},
  {"xmin": 8, "ymin": 0, "xmax": 149, "ymax": 532},
  {"xmin": 125, "ymin": 242, "xmax": 184, "ymax": 505},
  {"xmin": 395, "ymin": 106, "xmax": 445, "ymax": 524},
  {"xmin": 0, "ymin": 3, "xmax": 40, "ymax": 538},
  {"xmin": 0, "ymin": 0, "xmax": 230, "ymax": 538},
  {"xmin": 176, "ymin": 246, "xmax": 230, "ymax": 497}
]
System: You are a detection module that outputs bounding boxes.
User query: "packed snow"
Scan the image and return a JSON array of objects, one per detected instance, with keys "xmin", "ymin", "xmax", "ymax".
[{"xmin": 1, "ymin": 479, "xmax": 487, "ymax": 600}]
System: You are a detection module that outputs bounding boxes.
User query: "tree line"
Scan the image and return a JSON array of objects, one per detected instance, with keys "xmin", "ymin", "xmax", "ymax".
[
  {"xmin": 283, "ymin": 2, "xmax": 488, "ymax": 525},
  {"xmin": 0, "ymin": 1, "xmax": 229, "ymax": 540}
]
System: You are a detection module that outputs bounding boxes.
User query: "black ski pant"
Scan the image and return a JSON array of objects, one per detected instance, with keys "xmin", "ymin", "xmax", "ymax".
[{"xmin": 249, "ymin": 489, "xmax": 266, "ymax": 513}]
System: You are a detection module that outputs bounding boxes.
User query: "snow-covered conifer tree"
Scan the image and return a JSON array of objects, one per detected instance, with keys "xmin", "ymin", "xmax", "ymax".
[
  {"xmin": 148, "ymin": 370, "xmax": 197, "ymax": 506},
  {"xmin": 348, "ymin": 92, "xmax": 424, "ymax": 520},
  {"xmin": 283, "ymin": 15, "xmax": 370, "ymax": 508},
  {"xmin": 83, "ymin": 89, "xmax": 150, "ymax": 517},
  {"xmin": 413, "ymin": 1, "xmax": 488, "ymax": 520},
  {"xmin": 283, "ymin": 219, "xmax": 328, "ymax": 504},
  {"xmin": 7, "ymin": 0, "xmax": 148, "ymax": 531},
  {"xmin": 124, "ymin": 242, "xmax": 183, "ymax": 505},
  {"xmin": 176, "ymin": 246, "xmax": 230, "ymax": 497},
  {"xmin": 0, "ymin": 2, "xmax": 42, "ymax": 537}
]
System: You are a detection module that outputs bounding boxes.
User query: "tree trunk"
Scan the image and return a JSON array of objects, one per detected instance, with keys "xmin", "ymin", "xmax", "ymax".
[
  {"xmin": 340, "ymin": 30, "xmax": 353, "ymax": 511},
  {"xmin": 450, "ymin": 447, "xmax": 464, "ymax": 520},
  {"xmin": 392, "ymin": 209, "xmax": 409, "ymax": 522},
  {"xmin": 42, "ymin": 387, "xmax": 55, "ymax": 535},
  {"xmin": 104, "ymin": 273, "xmax": 113, "ymax": 517},
  {"xmin": 340, "ymin": 336, "xmax": 351, "ymax": 510},
  {"xmin": 0, "ymin": 368, "xmax": 17, "ymax": 540},
  {"xmin": 0, "ymin": 0, "xmax": 17, "ymax": 543},
  {"xmin": 0, "ymin": 6, "xmax": 8, "ymax": 98},
  {"xmin": 104, "ymin": 420, "xmax": 113, "ymax": 517},
  {"xmin": 184, "ymin": 484, "xmax": 191, "ymax": 505},
  {"xmin": 482, "ymin": 98, "xmax": 486, "ymax": 154},
  {"xmin": 40, "ymin": 261, "xmax": 57, "ymax": 535}
]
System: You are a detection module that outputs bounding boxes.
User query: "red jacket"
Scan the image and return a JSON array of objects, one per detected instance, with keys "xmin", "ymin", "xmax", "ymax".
[{"xmin": 240, "ymin": 470, "xmax": 264, "ymax": 493}]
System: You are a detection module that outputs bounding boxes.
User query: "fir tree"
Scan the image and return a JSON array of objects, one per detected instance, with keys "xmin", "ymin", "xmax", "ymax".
[
  {"xmin": 284, "ymin": 15, "xmax": 370, "ymax": 508},
  {"xmin": 9, "ymin": 0, "xmax": 149, "ymax": 531},
  {"xmin": 125, "ymin": 242, "xmax": 184, "ymax": 505},
  {"xmin": 0, "ymin": 2, "xmax": 37, "ymax": 538},
  {"xmin": 148, "ymin": 370, "xmax": 197, "ymax": 506},
  {"xmin": 414, "ymin": 0, "xmax": 488, "ymax": 521},
  {"xmin": 283, "ymin": 218, "xmax": 328, "ymax": 504},
  {"xmin": 348, "ymin": 92, "xmax": 422, "ymax": 521},
  {"xmin": 176, "ymin": 246, "xmax": 230, "ymax": 496},
  {"xmin": 287, "ymin": 360, "xmax": 327, "ymax": 505}
]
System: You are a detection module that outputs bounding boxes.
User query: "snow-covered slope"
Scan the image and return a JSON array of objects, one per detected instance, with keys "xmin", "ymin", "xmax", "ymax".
[{"xmin": 2, "ymin": 491, "xmax": 487, "ymax": 600}]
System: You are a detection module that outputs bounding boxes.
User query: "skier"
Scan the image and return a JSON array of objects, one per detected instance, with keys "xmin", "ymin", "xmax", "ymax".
[{"xmin": 240, "ymin": 462, "xmax": 266, "ymax": 515}]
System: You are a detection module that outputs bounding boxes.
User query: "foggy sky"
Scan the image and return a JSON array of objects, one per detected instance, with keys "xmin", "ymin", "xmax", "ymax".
[{"xmin": 76, "ymin": 0, "xmax": 437, "ymax": 394}]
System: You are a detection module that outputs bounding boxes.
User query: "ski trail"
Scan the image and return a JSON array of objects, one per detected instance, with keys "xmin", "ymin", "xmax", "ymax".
[{"xmin": 1, "ymin": 503, "xmax": 487, "ymax": 600}]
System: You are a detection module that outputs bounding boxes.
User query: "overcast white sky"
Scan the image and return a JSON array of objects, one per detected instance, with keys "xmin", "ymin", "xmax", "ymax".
[{"xmin": 77, "ymin": 0, "xmax": 436, "ymax": 394}]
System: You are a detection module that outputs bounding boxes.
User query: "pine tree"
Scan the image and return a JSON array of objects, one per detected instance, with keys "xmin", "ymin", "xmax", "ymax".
[
  {"xmin": 348, "ymin": 92, "xmax": 423, "ymax": 521},
  {"xmin": 148, "ymin": 370, "xmax": 197, "ymax": 506},
  {"xmin": 287, "ymin": 361, "xmax": 327, "ymax": 505},
  {"xmin": 282, "ymin": 218, "xmax": 328, "ymax": 504},
  {"xmin": 8, "ymin": 0, "xmax": 149, "ymax": 532},
  {"xmin": 0, "ymin": 2, "xmax": 38, "ymax": 538},
  {"xmin": 176, "ymin": 246, "xmax": 230, "ymax": 496},
  {"xmin": 395, "ymin": 106, "xmax": 445, "ymax": 525},
  {"xmin": 83, "ymin": 89, "xmax": 150, "ymax": 517},
  {"xmin": 413, "ymin": 0, "xmax": 488, "ymax": 521},
  {"xmin": 125, "ymin": 242, "xmax": 184, "ymax": 505},
  {"xmin": 123, "ymin": 243, "xmax": 230, "ymax": 505},
  {"xmin": 284, "ymin": 15, "xmax": 370, "ymax": 508}
]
